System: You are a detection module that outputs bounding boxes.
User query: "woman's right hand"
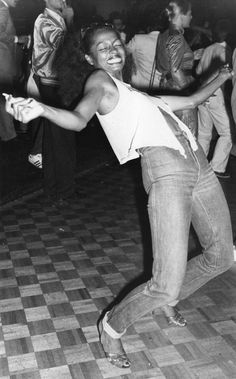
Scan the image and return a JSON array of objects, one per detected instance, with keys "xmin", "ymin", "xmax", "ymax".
[{"xmin": 4, "ymin": 95, "xmax": 44, "ymax": 123}]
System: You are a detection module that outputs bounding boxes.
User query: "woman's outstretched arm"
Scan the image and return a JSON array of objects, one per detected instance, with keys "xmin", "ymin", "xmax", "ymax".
[
  {"xmin": 159, "ymin": 65, "xmax": 233, "ymax": 112},
  {"xmin": 5, "ymin": 72, "xmax": 106, "ymax": 132}
]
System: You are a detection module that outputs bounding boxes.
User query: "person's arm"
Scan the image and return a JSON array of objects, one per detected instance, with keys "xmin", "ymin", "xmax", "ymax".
[
  {"xmin": 191, "ymin": 25, "xmax": 212, "ymax": 41},
  {"xmin": 159, "ymin": 65, "xmax": 233, "ymax": 112},
  {"xmin": 0, "ymin": 7, "xmax": 30, "ymax": 47},
  {"xmin": 126, "ymin": 35, "xmax": 136, "ymax": 53},
  {"xmin": 5, "ymin": 72, "xmax": 106, "ymax": 130},
  {"xmin": 61, "ymin": 1, "xmax": 74, "ymax": 29},
  {"xmin": 0, "ymin": 7, "xmax": 14, "ymax": 44}
]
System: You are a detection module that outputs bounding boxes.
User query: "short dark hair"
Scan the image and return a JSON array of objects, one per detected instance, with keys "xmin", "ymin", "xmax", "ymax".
[{"xmin": 166, "ymin": 0, "xmax": 191, "ymax": 19}]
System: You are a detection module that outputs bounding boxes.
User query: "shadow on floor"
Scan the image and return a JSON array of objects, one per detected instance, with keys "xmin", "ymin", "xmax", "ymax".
[{"xmin": 0, "ymin": 120, "xmax": 114, "ymax": 206}]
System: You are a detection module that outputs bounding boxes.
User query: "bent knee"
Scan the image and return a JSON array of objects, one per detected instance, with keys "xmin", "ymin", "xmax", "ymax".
[{"xmin": 216, "ymin": 244, "xmax": 234, "ymax": 272}]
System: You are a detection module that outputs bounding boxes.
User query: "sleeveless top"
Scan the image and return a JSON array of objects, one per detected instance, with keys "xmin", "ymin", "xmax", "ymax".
[{"xmin": 96, "ymin": 75, "xmax": 197, "ymax": 164}]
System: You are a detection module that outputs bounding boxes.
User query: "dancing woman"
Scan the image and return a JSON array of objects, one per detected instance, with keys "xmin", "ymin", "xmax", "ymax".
[{"xmin": 5, "ymin": 24, "xmax": 234, "ymax": 369}]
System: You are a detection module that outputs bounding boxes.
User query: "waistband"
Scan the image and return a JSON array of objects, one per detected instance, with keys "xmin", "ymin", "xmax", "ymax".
[
  {"xmin": 39, "ymin": 77, "xmax": 59, "ymax": 86},
  {"xmin": 137, "ymin": 130, "xmax": 190, "ymax": 157},
  {"xmin": 33, "ymin": 74, "xmax": 59, "ymax": 87}
]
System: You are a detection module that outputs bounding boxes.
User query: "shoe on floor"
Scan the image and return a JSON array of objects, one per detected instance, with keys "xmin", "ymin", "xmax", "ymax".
[
  {"xmin": 28, "ymin": 154, "xmax": 42, "ymax": 169},
  {"xmin": 214, "ymin": 171, "xmax": 230, "ymax": 179}
]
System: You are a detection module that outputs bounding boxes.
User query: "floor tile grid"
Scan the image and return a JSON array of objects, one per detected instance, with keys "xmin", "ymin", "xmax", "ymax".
[{"xmin": 0, "ymin": 162, "xmax": 236, "ymax": 378}]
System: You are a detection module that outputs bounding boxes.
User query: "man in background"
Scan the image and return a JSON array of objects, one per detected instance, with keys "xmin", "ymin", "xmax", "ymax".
[
  {"xmin": 126, "ymin": 20, "xmax": 161, "ymax": 92},
  {"xmin": 109, "ymin": 11, "xmax": 127, "ymax": 43},
  {"xmin": 197, "ymin": 19, "xmax": 232, "ymax": 179},
  {"xmin": 0, "ymin": 0, "xmax": 29, "ymax": 141},
  {"xmin": 32, "ymin": 0, "xmax": 77, "ymax": 204}
]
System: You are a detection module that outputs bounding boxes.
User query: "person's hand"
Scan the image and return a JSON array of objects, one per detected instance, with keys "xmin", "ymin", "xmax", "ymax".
[
  {"xmin": 61, "ymin": 2, "xmax": 74, "ymax": 26},
  {"xmin": 219, "ymin": 64, "xmax": 234, "ymax": 81},
  {"xmin": 4, "ymin": 95, "xmax": 44, "ymax": 123},
  {"xmin": 194, "ymin": 48, "xmax": 204, "ymax": 61}
]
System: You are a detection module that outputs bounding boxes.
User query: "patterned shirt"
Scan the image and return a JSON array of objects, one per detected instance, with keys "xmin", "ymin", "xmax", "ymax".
[
  {"xmin": 32, "ymin": 8, "xmax": 66, "ymax": 84},
  {"xmin": 156, "ymin": 25, "xmax": 194, "ymax": 92}
]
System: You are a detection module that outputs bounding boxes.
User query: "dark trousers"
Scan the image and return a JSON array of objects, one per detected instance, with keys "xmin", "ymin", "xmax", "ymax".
[
  {"xmin": 38, "ymin": 81, "xmax": 76, "ymax": 199},
  {"xmin": 30, "ymin": 117, "xmax": 44, "ymax": 155}
]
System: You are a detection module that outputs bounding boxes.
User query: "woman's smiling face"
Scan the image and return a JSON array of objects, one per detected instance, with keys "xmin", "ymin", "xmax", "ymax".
[{"xmin": 85, "ymin": 29, "xmax": 126, "ymax": 76}]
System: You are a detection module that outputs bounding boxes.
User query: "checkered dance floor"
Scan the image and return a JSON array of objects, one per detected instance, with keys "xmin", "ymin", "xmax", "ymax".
[{"xmin": 0, "ymin": 161, "xmax": 236, "ymax": 378}]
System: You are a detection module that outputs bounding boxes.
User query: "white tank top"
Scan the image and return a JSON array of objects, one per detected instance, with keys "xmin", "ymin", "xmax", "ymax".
[{"xmin": 96, "ymin": 75, "xmax": 197, "ymax": 164}]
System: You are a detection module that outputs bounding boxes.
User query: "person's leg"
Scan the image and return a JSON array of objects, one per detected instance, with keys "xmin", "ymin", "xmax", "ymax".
[
  {"xmin": 178, "ymin": 143, "xmax": 234, "ymax": 301},
  {"xmin": 99, "ymin": 142, "xmax": 199, "ymax": 367},
  {"xmin": 30, "ymin": 118, "xmax": 44, "ymax": 155},
  {"xmin": 38, "ymin": 82, "xmax": 76, "ymax": 199},
  {"xmin": 0, "ymin": 97, "xmax": 16, "ymax": 141},
  {"xmin": 38, "ymin": 83, "xmax": 58, "ymax": 198},
  {"xmin": 207, "ymin": 89, "xmax": 232, "ymax": 174},
  {"xmin": 107, "ymin": 143, "xmax": 199, "ymax": 333},
  {"xmin": 198, "ymin": 102, "xmax": 214, "ymax": 156},
  {"xmin": 28, "ymin": 118, "xmax": 44, "ymax": 169},
  {"xmin": 50, "ymin": 124, "xmax": 76, "ymax": 199}
]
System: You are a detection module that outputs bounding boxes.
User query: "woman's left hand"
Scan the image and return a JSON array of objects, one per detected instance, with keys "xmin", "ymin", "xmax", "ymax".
[{"xmin": 4, "ymin": 95, "xmax": 44, "ymax": 123}]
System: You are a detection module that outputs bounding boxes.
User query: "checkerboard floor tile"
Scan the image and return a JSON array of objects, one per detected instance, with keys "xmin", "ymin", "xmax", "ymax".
[{"xmin": 1, "ymin": 160, "xmax": 236, "ymax": 378}]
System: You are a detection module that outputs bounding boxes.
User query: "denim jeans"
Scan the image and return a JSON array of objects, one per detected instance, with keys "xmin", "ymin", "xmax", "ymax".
[{"xmin": 107, "ymin": 131, "xmax": 233, "ymax": 333}]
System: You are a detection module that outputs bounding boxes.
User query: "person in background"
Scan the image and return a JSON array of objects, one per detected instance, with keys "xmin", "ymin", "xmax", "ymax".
[
  {"xmin": 31, "ymin": 0, "xmax": 77, "ymax": 204},
  {"xmin": 0, "ymin": 0, "xmax": 30, "ymax": 142},
  {"xmin": 126, "ymin": 17, "xmax": 161, "ymax": 92},
  {"xmin": 5, "ymin": 24, "xmax": 234, "ymax": 370},
  {"xmin": 231, "ymin": 48, "xmax": 236, "ymax": 156},
  {"xmin": 26, "ymin": 67, "xmax": 43, "ymax": 169},
  {"xmin": 109, "ymin": 11, "xmax": 127, "ymax": 43},
  {"xmin": 156, "ymin": 0, "xmax": 198, "ymax": 137},
  {"xmin": 196, "ymin": 19, "xmax": 233, "ymax": 179},
  {"xmin": 185, "ymin": 20, "xmax": 212, "ymax": 52}
]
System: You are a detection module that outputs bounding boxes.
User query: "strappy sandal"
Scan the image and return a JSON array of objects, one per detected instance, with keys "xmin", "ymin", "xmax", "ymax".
[
  {"xmin": 98, "ymin": 312, "xmax": 131, "ymax": 369},
  {"xmin": 164, "ymin": 306, "xmax": 187, "ymax": 327},
  {"xmin": 28, "ymin": 154, "xmax": 42, "ymax": 169}
]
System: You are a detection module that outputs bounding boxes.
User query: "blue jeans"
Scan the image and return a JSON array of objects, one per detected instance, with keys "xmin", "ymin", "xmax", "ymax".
[{"xmin": 107, "ymin": 132, "xmax": 233, "ymax": 333}]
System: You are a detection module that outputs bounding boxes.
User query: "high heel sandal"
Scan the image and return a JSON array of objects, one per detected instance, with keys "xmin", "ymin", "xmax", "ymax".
[
  {"xmin": 166, "ymin": 308, "xmax": 187, "ymax": 327},
  {"xmin": 98, "ymin": 312, "xmax": 131, "ymax": 369}
]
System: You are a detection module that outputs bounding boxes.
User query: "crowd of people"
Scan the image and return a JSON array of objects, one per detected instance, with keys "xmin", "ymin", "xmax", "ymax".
[
  {"xmin": 2, "ymin": 0, "xmax": 236, "ymax": 179},
  {"xmin": 3, "ymin": 0, "xmax": 236, "ymax": 371}
]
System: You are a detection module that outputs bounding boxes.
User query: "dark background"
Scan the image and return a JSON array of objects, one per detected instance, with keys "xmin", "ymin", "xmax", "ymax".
[
  {"xmin": 11, "ymin": 0, "xmax": 236, "ymax": 36},
  {"xmin": 2, "ymin": 0, "xmax": 236, "ymax": 205}
]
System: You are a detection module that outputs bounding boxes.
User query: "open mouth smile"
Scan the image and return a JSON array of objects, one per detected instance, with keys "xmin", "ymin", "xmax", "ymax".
[{"xmin": 107, "ymin": 57, "xmax": 122, "ymax": 64}]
